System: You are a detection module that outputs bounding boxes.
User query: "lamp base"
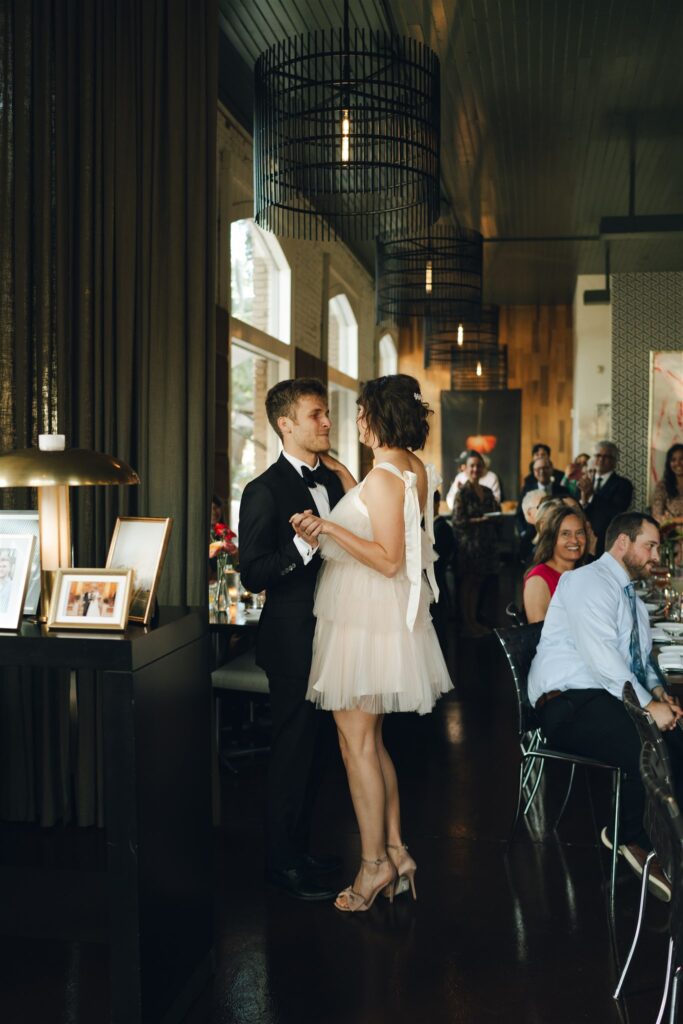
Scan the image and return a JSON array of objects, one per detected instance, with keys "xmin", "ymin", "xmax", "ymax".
[{"xmin": 37, "ymin": 486, "xmax": 72, "ymax": 622}]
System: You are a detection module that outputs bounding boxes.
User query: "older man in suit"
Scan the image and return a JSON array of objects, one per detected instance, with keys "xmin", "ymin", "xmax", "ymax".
[
  {"xmin": 578, "ymin": 440, "xmax": 633, "ymax": 555},
  {"xmin": 239, "ymin": 378, "xmax": 347, "ymax": 901}
]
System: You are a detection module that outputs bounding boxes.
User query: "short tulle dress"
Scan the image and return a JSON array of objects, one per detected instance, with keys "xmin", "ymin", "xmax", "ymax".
[{"xmin": 306, "ymin": 462, "xmax": 453, "ymax": 715}]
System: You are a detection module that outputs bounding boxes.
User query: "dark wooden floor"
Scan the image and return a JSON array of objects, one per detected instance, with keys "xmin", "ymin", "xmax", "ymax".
[{"xmin": 0, "ymin": 575, "xmax": 676, "ymax": 1023}]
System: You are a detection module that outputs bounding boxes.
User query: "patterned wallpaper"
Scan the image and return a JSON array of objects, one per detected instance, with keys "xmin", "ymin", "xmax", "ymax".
[{"xmin": 612, "ymin": 272, "xmax": 683, "ymax": 508}]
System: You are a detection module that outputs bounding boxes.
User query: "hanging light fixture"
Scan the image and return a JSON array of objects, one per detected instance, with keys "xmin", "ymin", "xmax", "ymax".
[
  {"xmin": 450, "ymin": 348, "xmax": 508, "ymax": 390},
  {"xmin": 423, "ymin": 306, "xmax": 499, "ymax": 368},
  {"xmin": 253, "ymin": 0, "xmax": 441, "ymax": 241},
  {"xmin": 375, "ymin": 223, "xmax": 483, "ymax": 323}
]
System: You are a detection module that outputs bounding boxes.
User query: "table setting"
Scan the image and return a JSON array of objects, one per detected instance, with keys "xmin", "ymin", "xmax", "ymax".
[{"xmin": 637, "ymin": 570, "xmax": 683, "ymax": 687}]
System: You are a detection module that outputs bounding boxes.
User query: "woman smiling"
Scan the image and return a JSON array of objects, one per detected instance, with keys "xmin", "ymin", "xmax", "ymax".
[{"xmin": 523, "ymin": 505, "xmax": 588, "ymax": 623}]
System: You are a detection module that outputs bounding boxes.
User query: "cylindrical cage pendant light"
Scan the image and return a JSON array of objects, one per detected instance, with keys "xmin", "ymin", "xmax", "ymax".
[
  {"xmin": 424, "ymin": 305, "xmax": 499, "ymax": 367},
  {"xmin": 450, "ymin": 347, "xmax": 508, "ymax": 390},
  {"xmin": 375, "ymin": 223, "xmax": 483, "ymax": 322},
  {"xmin": 253, "ymin": 1, "xmax": 441, "ymax": 241}
]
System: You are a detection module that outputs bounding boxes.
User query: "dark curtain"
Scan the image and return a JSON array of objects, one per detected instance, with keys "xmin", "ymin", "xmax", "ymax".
[{"xmin": 0, "ymin": 0, "xmax": 217, "ymax": 825}]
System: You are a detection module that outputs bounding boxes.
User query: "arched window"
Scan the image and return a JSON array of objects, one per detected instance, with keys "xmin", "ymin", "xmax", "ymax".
[
  {"xmin": 378, "ymin": 333, "xmax": 398, "ymax": 375},
  {"xmin": 328, "ymin": 293, "xmax": 358, "ymax": 378},
  {"xmin": 231, "ymin": 218, "xmax": 291, "ymax": 344}
]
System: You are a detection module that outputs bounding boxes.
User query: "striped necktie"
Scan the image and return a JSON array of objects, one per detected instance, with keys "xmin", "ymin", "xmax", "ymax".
[{"xmin": 624, "ymin": 583, "xmax": 647, "ymax": 688}]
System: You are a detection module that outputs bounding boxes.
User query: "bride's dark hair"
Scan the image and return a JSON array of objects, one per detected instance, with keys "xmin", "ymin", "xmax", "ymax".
[{"xmin": 357, "ymin": 374, "xmax": 431, "ymax": 450}]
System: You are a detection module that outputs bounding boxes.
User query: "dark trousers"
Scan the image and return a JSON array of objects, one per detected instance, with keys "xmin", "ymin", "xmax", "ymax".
[
  {"xmin": 537, "ymin": 689, "xmax": 683, "ymax": 848},
  {"xmin": 266, "ymin": 673, "xmax": 325, "ymax": 871}
]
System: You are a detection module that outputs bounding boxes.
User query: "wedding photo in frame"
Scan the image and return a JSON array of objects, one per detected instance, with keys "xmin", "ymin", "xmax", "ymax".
[
  {"xmin": 105, "ymin": 517, "xmax": 173, "ymax": 625},
  {"xmin": 47, "ymin": 569, "xmax": 133, "ymax": 631},
  {"xmin": 0, "ymin": 534, "xmax": 36, "ymax": 631},
  {"xmin": 0, "ymin": 511, "xmax": 41, "ymax": 615}
]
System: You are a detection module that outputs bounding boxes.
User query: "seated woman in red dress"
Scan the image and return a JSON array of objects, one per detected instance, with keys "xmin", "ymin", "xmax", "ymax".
[{"xmin": 523, "ymin": 504, "xmax": 588, "ymax": 622}]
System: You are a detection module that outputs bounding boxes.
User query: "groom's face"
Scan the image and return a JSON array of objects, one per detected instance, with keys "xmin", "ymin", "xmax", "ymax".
[{"xmin": 281, "ymin": 394, "xmax": 332, "ymax": 458}]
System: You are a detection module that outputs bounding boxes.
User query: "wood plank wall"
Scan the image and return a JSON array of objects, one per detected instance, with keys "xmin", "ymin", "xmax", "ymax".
[
  {"xmin": 499, "ymin": 306, "xmax": 574, "ymax": 485},
  {"xmin": 397, "ymin": 304, "xmax": 574, "ymax": 494}
]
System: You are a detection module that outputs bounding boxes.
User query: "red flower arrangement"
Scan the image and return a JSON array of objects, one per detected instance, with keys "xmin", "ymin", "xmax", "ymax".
[{"xmin": 210, "ymin": 522, "xmax": 238, "ymax": 563}]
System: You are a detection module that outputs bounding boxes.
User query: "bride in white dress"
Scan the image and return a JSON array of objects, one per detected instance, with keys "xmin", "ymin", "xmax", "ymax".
[{"xmin": 290, "ymin": 374, "xmax": 452, "ymax": 912}]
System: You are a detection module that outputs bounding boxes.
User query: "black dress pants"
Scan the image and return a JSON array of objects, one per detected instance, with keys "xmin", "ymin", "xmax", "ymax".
[
  {"xmin": 537, "ymin": 688, "xmax": 683, "ymax": 848},
  {"xmin": 266, "ymin": 673, "xmax": 326, "ymax": 871}
]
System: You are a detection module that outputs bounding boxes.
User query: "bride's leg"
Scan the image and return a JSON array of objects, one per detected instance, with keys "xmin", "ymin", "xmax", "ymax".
[
  {"xmin": 333, "ymin": 708, "xmax": 395, "ymax": 903},
  {"xmin": 334, "ymin": 708, "xmax": 386, "ymax": 859},
  {"xmin": 375, "ymin": 716, "xmax": 402, "ymax": 847}
]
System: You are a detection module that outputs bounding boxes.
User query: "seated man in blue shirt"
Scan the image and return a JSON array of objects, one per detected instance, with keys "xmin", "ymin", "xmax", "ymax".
[{"xmin": 528, "ymin": 511, "xmax": 683, "ymax": 901}]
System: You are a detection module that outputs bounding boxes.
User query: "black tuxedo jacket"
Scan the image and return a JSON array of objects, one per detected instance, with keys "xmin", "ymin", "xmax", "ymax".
[
  {"xmin": 238, "ymin": 454, "xmax": 345, "ymax": 678},
  {"xmin": 584, "ymin": 472, "xmax": 633, "ymax": 553}
]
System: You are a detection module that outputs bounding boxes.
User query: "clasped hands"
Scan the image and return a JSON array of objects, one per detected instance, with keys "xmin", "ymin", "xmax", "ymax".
[
  {"xmin": 290, "ymin": 509, "xmax": 328, "ymax": 547},
  {"xmin": 649, "ymin": 687, "xmax": 683, "ymax": 731}
]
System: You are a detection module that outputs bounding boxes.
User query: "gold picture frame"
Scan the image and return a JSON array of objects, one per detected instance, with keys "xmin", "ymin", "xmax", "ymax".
[
  {"xmin": 47, "ymin": 568, "xmax": 133, "ymax": 631},
  {"xmin": 0, "ymin": 534, "xmax": 36, "ymax": 631},
  {"xmin": 105, "ymin": 517, "xmax": 173, "ymax": 625}
]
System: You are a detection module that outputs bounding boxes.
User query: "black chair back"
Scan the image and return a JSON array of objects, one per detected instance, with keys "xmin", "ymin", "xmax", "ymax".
[
  {"xmin": 641, "ymin": 742, "xmax": 683, "ymax": 952},
  {"xmin": 495, "ymin": 622, "xmax": 543, "ymax": 737},
  {"xmin": 505, "ymin": 602, "xmax": 527, "ymax": 627},
  {"xmin": 623, "ymin": 681, "xmax": 674, "ymax": 788}
]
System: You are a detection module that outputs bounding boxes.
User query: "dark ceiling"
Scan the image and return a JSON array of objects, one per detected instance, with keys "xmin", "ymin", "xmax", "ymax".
[{"xmin": 219, "ymin": 0, "xmax": 683, "ymax": 305}]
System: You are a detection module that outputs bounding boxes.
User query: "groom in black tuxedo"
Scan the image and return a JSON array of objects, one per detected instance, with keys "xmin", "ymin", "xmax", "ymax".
[{"xmin": 239, "ymin": 378, "xmax": 345, "ymax": 900}]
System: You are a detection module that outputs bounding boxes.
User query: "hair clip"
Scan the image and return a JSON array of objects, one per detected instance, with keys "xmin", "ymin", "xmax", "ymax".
[{"xmin": 414, "ymin": 392, "xmax": 423, "ymax": 402}]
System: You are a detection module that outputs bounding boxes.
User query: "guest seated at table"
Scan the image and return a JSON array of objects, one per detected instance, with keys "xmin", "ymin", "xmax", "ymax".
[
  {"xmin": 652, "ymin": 443, "xmax": 683, "ymax": 523},
  {"xmin": 517, "ymin": 457, "xmax": 569, "ymax": 562},
  {"xmin": 521, "ymin": 443, "xmax": 552, "ymax": 489},
  {"xmin": 452, "ymin": 450, "xmax": 500, "ymax": 636},
  {"xmin": 523, "ymin": 505, "xmax": 587, "ymax": 622},
  {"xmin": 528, "ymin": 512, "xmax": 683, "ymax": 901}
]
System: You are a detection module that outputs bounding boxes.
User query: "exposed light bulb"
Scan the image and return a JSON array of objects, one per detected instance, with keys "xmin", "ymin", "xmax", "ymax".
[
  {"xmin": 425, "ymin": 260, "xmax": 433, "ymax": 294},
  {"xmin": 457, "ymin": 323, "xmax": 464, "ymax": 346},
  {"xmin": 476, "ymin": 361, "xmax": 482, "ymax": 377},
  {"xmin": 341, "ymin": 109, "xmax": 350, "ymax": 162}
]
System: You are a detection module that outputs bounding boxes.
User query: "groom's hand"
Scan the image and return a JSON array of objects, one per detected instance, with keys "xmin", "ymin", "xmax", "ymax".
[{"xmin": 290, "ymin": 511, "xmax": 325, "ymax": 543}]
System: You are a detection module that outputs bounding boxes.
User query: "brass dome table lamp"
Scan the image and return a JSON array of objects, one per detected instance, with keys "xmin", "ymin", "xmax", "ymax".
[{"xmin": 0, "ymin": 435, "xmax": 140, "ymax": 619}]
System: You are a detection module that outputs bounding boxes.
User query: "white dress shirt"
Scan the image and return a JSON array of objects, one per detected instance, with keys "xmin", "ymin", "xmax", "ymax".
[
  {"xmin": 446, "ymin": 470, "xmax": 501, "ymax": 508},
  {"xmin": 282, "ymin": 451, "xmax": 330, "ymax": 566},
  {"xmin": 528, "ymin": 552, "xmax": 660, "ymax": 709}
]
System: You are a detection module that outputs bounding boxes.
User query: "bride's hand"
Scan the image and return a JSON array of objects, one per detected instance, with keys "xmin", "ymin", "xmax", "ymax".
[
  {"xmin": 290, "ymin": 510, "xmax": 328, "ymax": 541},
  {"xmin": 320, "ymin": 452, "xmax": 357, "ymax": 492}
]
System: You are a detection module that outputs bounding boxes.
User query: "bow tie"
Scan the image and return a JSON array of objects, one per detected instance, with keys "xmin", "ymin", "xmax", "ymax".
[{"xmin": 301, "ymin": 464, "xmax": 328, "ymax": 488}]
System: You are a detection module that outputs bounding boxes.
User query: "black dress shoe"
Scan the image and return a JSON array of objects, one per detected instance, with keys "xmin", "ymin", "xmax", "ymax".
[
  {"xmin": 302, "ymin": 852, "xmax": 342, "ymax": 874},
  {"xmin": 267, "ymin": 866, "xmax": 337, "ymax": 901}
]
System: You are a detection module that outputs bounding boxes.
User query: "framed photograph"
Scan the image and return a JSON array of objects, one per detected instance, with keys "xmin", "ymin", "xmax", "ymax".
[
  {"xmin": 0, "ymin": 534, "xmax": 36, "ymax": 630},
  {"xmin": 47, "ymin": 569, "xmax": 133, "ymax": 631},
  {"xmin": 0, "ymin": 511, "xmax": 41, "ymax": 615},
  {"xmin": 648, "ymin": 351, "xmax": 683, "ymax": 504},
  {"xmin": 105, "ymin": 517, "xmax": 173, "ymax": 625}
]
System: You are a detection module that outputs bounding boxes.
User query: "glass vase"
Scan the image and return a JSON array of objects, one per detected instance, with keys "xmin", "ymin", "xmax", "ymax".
[{"xmin": 215, "ymin": 554, "xmax": 232, "ymax": 613}]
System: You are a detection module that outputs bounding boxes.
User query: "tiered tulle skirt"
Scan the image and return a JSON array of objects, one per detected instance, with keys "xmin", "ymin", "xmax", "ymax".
[{"xmin": 306, "ymin": 557, "xmax": 453, "ymax": 716}]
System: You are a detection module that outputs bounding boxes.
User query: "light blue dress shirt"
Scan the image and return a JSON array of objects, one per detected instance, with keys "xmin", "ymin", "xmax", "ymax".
[{"xmin": 527, "ymin": 552, "xmax": 660, "ymax": 709}]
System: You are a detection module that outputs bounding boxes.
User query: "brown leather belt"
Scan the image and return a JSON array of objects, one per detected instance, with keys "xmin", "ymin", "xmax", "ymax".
[{"xmin": 535, "ymin": 689, "xmax": 563, "ymax": 710}]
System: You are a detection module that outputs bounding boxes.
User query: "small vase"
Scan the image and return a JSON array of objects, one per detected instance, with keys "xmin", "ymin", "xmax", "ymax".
[{"xmin": 215, "ymin": 554, "xmax": 232, "ymax": 612}]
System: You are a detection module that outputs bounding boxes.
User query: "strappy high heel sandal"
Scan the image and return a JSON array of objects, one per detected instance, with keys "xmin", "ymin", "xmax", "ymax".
[
  {"xmin": 334, "ymin": 855, "xmax": 397, "ymax": 912},
  {"xmin": 386, "ymin": 843, "xmax": 417, "ymax": 900}
]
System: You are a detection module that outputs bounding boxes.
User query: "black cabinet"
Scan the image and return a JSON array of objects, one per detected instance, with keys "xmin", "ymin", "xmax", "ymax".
[{"xmin": 0, "ymin": 608, "xmax": 213, "ymax": 1024}]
